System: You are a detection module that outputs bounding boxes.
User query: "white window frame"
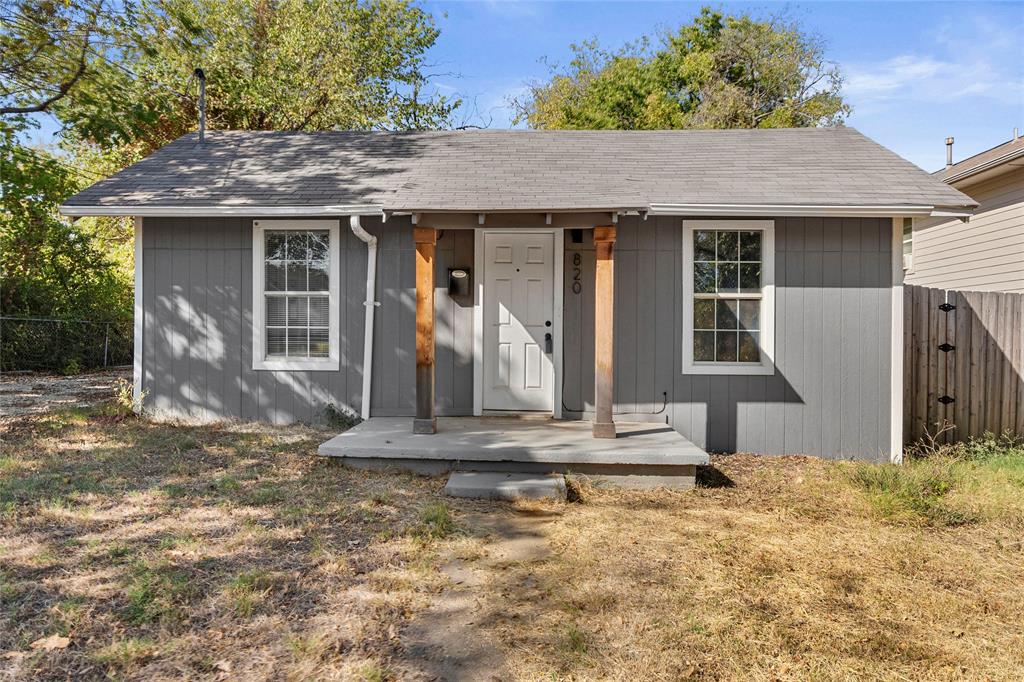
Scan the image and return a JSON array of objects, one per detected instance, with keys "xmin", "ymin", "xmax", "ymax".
[
  {"xmin": 682, "ymin": 219, "xmax": 775, "ymax": 376},
  {"xmin": 902, "ymin": 217, "xmax": 914, "ymax": 272},
  {"xmin": 252, "ymin": 219, "xmax": 340, "ymax": 371}
]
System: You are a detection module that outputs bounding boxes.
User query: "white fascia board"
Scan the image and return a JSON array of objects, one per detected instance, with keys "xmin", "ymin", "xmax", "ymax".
[
  {"xmin": 648, "ymin": 203, "xmax": 943, "ymax": 218},
  {"xmin": 59, "ymin": 204, "xmax": 384, "ymax": 217}
]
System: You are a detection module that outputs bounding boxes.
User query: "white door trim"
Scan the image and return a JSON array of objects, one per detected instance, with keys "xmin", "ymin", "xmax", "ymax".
[{"xmin": 473, "ymin": 228, "xmax": 563, "ymax": 418}]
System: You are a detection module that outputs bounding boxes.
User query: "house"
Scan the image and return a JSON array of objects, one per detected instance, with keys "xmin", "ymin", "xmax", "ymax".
[
  {"xmin": 60, "ymin": 128, "xmax": 975, "ymax": 476},
  {"xmin": 905, "ymin": 133, "xmax": 1024, "ymax": 292}
]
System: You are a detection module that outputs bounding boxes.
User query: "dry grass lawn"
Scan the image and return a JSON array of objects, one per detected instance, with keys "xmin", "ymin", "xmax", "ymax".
[{"xmin": 2, "ymin": 389, "xmax": 1023, "ymax": 680}]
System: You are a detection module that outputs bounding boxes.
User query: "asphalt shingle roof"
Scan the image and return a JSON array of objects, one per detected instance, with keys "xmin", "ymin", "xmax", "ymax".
[{"xmin": 63, "ymin": 127, "xmax": 976, "ymax": 212}]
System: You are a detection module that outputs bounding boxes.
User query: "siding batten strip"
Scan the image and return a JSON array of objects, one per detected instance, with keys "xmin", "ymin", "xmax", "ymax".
[
  {"xmin": 133, "ymin": 217, "xmax": 144, "ymax": 411},
  {"xmin": 890, "ymin": 217, "xmax": 905, "ymax": 463}
]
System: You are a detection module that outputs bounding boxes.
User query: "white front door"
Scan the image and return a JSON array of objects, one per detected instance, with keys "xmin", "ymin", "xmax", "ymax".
[{"xmin": 482, "ymin": 231, "xmax": 555, "ymax": 411}]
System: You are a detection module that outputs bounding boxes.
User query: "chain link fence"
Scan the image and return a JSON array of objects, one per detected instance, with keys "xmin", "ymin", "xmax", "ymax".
[{"xmin": 0, "ymin": 316, "xmax": 133, "ymax": 373}]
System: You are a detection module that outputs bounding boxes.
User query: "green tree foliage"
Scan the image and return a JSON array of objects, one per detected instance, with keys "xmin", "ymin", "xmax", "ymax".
[
  {"xmin": 59, "ymin": 0, "xmax": 458, "ymax": 154},
  {"xmin": 516, "ymin": 7, "xmax": 850, "ymax": 130},
  {"xmin": 1, "ymin": 0, "xmax": 455, "ymax": 369}
]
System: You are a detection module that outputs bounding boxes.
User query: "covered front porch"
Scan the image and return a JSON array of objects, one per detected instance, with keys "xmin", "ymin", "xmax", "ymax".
[{"xmin": 318, "ymin": 417, "xmax": 709, "ymax": 488}]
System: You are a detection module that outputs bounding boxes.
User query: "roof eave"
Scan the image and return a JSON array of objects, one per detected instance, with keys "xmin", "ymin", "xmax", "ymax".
[
  {"xmin": 58, "ymin": 204, "xmax": 385, "ymax": 218},
  {"xmin": 647, "ymin": 203, "xmax": 974, "ymax": 218}
]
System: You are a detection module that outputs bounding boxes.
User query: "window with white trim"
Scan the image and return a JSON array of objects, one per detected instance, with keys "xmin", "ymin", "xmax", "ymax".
[
  {"xmin": 683, "ymin": 220, "xmax": 775, "ymax": 375},
  {"xmin": 252, "ymin": 220, "xmax": 340, "ymax": 371},
  {"xmin": 902, "ymin": 217, "xmax": 913, "ymax": 271}
]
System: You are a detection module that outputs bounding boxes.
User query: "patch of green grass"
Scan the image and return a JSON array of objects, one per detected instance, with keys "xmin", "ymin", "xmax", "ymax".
[
  {"xmin": 563, "ymin": 622, "xmax": 589, "ymax": 655},
  {"xmin": 356, "ymin": 661, "xmax": 390, "ymax": 682},
  {"xmin": 848, "ymin": 434, "xmax": 1024, "ymax": 526},
  {"xmin": 411, "ymin": 501, "xmax": 458, "ymax": 540},
  {"xmin": 284, "ymin": 632, "xmax": 327, "ymax": 661},
  {"xmin": 94, "ymin": 637, "xmax": 157, "ymax": 669},
  {"xmin": 123, "ymin": 559, "xmax": 193, "ymax": 626},
  {"xmin": 210, "ymin": 475, "xmax": 241, "ymax": 494},
  {"xmin": 246, "ymin": 481, "xmax": 285, "ymax": 506},
  {"xmin": 226, "ymin": 570, "xmax": 276, "ymax": 618},
  {"xmin": 159, "ymin": 483, "xmax": 189, "ymax": 499}
]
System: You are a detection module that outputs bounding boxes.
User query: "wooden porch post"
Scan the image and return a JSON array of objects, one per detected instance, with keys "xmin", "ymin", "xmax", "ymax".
[
  {"xmin": 593, "ymin": 226, "xmax": 616, "ymax": 438},
  {"xmin": 414, "ymin": 227, "xmax": 437, "ymax": 434}
]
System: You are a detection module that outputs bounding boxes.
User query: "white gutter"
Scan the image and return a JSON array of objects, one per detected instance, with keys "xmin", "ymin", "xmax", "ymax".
[
  {"xmin": 58, "ymin": 204, "xmax": 383, "ymax": 217},
  {"xmin": 647, "ymin": 203, "xmax": 972, "ymax": 218},
  {"xmin": 349, "ymin": 215, "xmax": 378, "ymax": 421}
]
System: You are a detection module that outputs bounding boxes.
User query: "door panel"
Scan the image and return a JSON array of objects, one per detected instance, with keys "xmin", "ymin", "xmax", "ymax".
[{"xmin": 483, "ymin": 232, "xmax": 555, "ymax": 411}]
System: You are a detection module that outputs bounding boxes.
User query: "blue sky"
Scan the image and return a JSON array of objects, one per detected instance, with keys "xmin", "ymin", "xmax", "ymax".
[{"xmin": 420, "ymin": 0, "xmax": 1024, "ymax": 171}]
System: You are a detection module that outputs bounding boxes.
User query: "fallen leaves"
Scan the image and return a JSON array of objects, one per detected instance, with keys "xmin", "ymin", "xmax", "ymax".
[{"xmin": 30, "ymin": 634, "xmax": 71, "ymax": 651}]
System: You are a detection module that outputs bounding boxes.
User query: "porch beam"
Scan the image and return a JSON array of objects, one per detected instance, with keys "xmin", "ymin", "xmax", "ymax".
[
  {"xmin": 414, "ymin": 226, "xmax": 437, "ymax": 434},
  {"xmin": 593, "ymin": 226, "xmax": 616, "ymax": 438}
]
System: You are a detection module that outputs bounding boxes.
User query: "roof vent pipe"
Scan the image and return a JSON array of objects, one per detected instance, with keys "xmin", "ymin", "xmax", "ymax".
[
  {"xmin": 1015, "ymin": 127, "xmax": 1020, "ymax": 142},
  {"xmin": 350, "ymin": 215, "xmax": 378, "ymax": 421},
  {"xmin": 194, "ymin": 68, "xmax": 206, "ymax": 144},
  {"xmin": 945, "ymin": 136, "xmax": 954, "ymax": 169}
]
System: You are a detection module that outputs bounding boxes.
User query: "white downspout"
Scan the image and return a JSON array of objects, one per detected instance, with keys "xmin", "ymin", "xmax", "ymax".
[{"xmin": 350, "ymin": 215, "xmax": 378, "ymax": 421}]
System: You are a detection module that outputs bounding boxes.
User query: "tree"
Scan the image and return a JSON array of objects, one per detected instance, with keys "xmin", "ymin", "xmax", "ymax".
[
  {"xmin": 1, "ymin": 0, "xmax": 456, "ymax": 370},
  {"xmin": 515, "ymin": 7, "xmax": 849, "ymax": 130},
  {"xmin": 57, "ymin": 0, "xmax": 458, "ymax": 154}
]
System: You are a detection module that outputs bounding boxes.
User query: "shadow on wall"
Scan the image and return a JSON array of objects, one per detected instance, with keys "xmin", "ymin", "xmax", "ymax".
[
  {"xmin": 562, "ymin": 217, "xmax": 894, "ymax": 460},
  {"xmin": 143, "ymin": 216, "xmax": 474, "ymax": 425}
]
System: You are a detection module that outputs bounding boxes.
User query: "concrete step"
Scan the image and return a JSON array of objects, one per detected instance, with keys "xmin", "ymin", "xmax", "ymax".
[{"xmin": 443, "ymin": 471, "xmax": 566, "ymax": 501}]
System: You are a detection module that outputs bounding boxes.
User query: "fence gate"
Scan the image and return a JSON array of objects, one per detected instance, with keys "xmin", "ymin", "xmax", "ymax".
[{"xmin": 904, "ymin": 285, "xmax": 1024, "ymax": 444}]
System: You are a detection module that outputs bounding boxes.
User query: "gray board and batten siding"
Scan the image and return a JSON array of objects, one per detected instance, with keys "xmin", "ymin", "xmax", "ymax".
[{"xmin": 140, "ymin": 214, "xmax": 893, "ymax": 461}]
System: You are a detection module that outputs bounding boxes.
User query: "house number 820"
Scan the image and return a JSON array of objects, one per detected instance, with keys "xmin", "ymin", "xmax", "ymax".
[{"xmin": 572, "ymin": 253, "xmax": 582, "ymax": 294}]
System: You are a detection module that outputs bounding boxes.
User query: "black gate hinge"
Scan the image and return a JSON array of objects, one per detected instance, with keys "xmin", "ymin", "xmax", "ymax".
[
  {"xmin": 938, "ymin": 395, "xmax": 955, "ymax": 405},
  {"xmin": 938, "ymin": 302, "xmax": 956, "ymax": 312},
  {"xmin": 938, "ymin": 343, "xmax": 955, "ymax": 353}
]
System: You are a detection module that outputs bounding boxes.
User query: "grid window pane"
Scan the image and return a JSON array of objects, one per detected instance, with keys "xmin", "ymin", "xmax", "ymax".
[
  {"xmin": 693, "ymin": 299, "xmax": 715, "ymax": 329},
  {"xmin": 266, "ymin": 262, "xmax": 286, "ymax": 291},
  {"xmin": 286, "ymin": 262, "xmax": 308, "ymax": 291},
  {"xmin": 739, "ymin": 300, "xmax": 760, "ymax": 330},
  {"xmin": 309, "ymin": 329, "xmax": 329, "ymax": 357},
  {"xmin": 739, "ymin": 231, "xmax": 761, "ymax": 261},
  {"xmin": 266, "ymin": 297, "xmax": 286, "ymax": 326},
  {"xmin": 309, "ymin": 296, "xmax": 329, "ymax": 326},
  {"xmin": 694, "ymin": 262, "xmax": 716, "ymax": 293},
  {"xmin": 267, "ymin": 328, "xmax": 286, "ymax": 357},
  {"xmin": 287, "ymin": 328, "xmax": 309, "ymax": 357},
  {"xmin": 739, "ymin": 263, "xmax": 761, "ymax": 292},
  {"xmin": 287, "ymin": 296, "xmax": 308, "ymax": 325},
  {"xmin": 694, "ymin": 231, "xmax": 716, "ymax": 261},
  {"xmin": 286, "ymin": 232, "xmax": 308, "ymax": 261},
  {"xmin": 690, "ymin": 227, "xmax": 766, "ymax": 365},
  {"xmin": 263, "ymin": 229, "xmax": 333, "ymax": 361},
  {"xmin": 716, "ymin": 231, "xmax": 739, "ymax": 261},
  {"xmin": 694, "ymin": 331, "xmax": 715, "ymax": 361},
  {"xmin": 715, "ymin": 331, "xmax": 738, "ymax": 362},
  {"xmin": 739, "ymin": 331, "xmax": 760, "ymax": 363},
  {"xmin": 717, "ymin": 262, "xmax": 738, "ymax": 292},
  {"xmin": 715, "ymin": 299, "xmax": 738, "ymax": 329},
  {"xmin": 308, "ymin": 261, "xmax": 329, "ymax": 291}
]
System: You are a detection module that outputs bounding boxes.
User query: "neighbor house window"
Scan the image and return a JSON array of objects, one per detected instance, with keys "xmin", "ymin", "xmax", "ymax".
[
  {"xmin": 902, "ymin": 217, "xmax": 913, "ymax": 271},
  {"xmin": 252, "ymin": 219, "xmax": 340, "ymax": 371},
  {"xmin": 682, "ymin": 220, "xmax": 775, "ymax": 375}
]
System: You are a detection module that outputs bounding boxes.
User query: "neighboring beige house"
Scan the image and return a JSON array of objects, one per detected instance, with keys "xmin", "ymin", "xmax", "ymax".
[{"xmin": 906, "ymin": 134, "xmax": 1024, "ymax": 292}]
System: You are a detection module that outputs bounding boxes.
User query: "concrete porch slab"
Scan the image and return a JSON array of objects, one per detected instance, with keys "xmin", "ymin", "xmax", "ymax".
[
  {"xmin": 317, "ymin": 417, "xmax": 709, "ymax": 466},
  {"xmin": 443, "ymin": 472, "xmax": 567, "ymax": 501}
]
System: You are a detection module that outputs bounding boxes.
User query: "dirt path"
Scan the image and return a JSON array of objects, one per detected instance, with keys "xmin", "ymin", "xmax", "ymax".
[
  {"xmin": 396, "ymin": 508, "xmax": 559, "ymax": 681},
  {"xmin": 0, "ymin": 368, "xmax": 129, "ymax": 418}
]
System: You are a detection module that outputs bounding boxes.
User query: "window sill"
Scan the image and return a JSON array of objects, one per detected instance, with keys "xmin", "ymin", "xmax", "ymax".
[
  {"xmin": 682, "ymin": 362, "xmax": 775, "ymax": 376},
  {"xmin": 253, "ymin": 358, "xmax": 339, "ymax": 372}
]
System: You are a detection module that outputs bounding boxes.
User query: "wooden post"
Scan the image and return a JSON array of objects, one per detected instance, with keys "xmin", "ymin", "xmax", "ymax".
[
  {"xmin": 593, "ymin": 226, "xmax": 616, "ymax": 438},
  {"xmin": 414, "ymin": 227, "xmax": 437, "ymax": 434}
]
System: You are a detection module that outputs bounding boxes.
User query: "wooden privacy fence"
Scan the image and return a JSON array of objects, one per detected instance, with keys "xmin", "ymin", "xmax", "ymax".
[{"xmin": 904, "ymin": 285, "xmax": 1024, "ymax": 444}]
